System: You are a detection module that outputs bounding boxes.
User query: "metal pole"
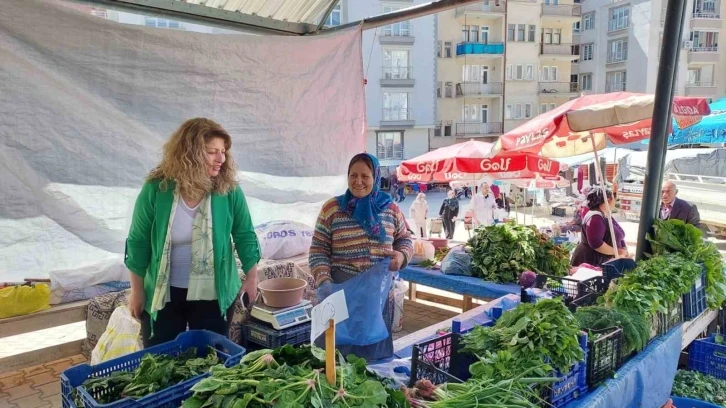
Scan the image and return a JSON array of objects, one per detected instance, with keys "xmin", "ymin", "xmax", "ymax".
[{"xmin": 635, "ymin": 0, "xmax": 688, "ymax": 260}]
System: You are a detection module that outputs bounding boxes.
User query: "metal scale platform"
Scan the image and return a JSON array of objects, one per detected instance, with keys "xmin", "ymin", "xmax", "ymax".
[{"xmin": 250, "ymin": 299, "xmax": 313, "ymax": 330}]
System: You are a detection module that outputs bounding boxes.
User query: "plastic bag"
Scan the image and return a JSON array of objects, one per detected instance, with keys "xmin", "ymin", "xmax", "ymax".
[
  {"xmin": 0, "ymin": 283, "xmax": 51, "ymax": 319},
  {"xmin": 567, "ymin": 230, "xmax": 581, "ymax": 243},
  {"xmin": 410, "ymin": 239, "xmax": 435, "ymax": 265},
  {"xmin": 441, "ymin": 245, "xmax": 473, "ymax": 276},
  {"xmin": 392, "ymin": 279, "xmax": 409, "ymax": 333},
  {"xmin": 91, "ymin": 306, "xmax": 142, "ymax": 365},
  {"xmin": 255, "ymin": 220, "xmax": 313, "ymax": 260},
  {"xmin": 318, "ymin": 259, "xmax": 393, "ymax": 346}
]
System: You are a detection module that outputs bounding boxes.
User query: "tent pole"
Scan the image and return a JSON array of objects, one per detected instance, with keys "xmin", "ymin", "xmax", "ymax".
[
  {"xmin": 590, "ymin": 136, "xmax": 620, "ymax": 259},
  {"xmin": 635, "ymin": 0, "xmax": 688, "ymax": 261}
]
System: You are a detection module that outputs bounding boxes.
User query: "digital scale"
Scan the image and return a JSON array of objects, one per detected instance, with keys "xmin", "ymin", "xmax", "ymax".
[{"xmin": 250, "ymin": 299, "xmax": 313, "ymax": 330}]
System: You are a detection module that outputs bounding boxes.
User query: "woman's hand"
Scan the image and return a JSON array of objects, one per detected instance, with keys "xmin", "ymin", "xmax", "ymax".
[
  {"xmin": 241, "ymin": 265, "xmax": 259, "ymax": 303},
  {"xmin": 618, "ymin": 247, "xmax": 630, "ymax": 257},
  {"xmin": 128, "ymin": 288, "xmax": 145, "ymax": 320},
  {"xmin": 385, "ymin": 250, "xmax": 405, "ymax": 272}
]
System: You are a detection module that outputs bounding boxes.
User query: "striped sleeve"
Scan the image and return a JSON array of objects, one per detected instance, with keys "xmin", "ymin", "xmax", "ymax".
[
  {"xmin": 390, "ymin": 204, "xmax": 414, "ymax": 268},
  {"xmin": 309, "ymin": 199, "xmax": 336, "ymax": 287}
]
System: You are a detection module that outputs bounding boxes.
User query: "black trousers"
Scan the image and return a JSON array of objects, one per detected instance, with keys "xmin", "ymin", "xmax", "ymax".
[
  {"xmin": 140, "ymin": 286, "xmax": 234, "ymax": 348},
  {"xmin": 442, "ymin": 218, "xmax": 456, "ymax": 239}
]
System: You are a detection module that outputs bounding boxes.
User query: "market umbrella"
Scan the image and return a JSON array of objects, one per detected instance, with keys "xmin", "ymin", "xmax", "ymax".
[
  {"xmin": 669, "ymin": 98, "xmax": 726, "ymax": 145},
  {"xmin": 508, "ymin": 176, "xmax": 571, "ymax": 225},
  {"xmin": 494, "ymin": 92, "xmax": 711, "ymax": 258},
  {"xmin": 396, "ymin": 139, "xmax": 562, "ymax": 184}
]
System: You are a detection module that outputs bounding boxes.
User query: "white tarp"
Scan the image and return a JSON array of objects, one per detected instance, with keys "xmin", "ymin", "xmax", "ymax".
[{"xmin": 0, "ymin": 0, "xmax": 365, "ymax": 283}]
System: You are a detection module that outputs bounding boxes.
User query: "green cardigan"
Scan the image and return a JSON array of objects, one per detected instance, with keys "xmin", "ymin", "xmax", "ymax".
[{"xmin": 124, "ymin": 179, "xmax": 260, "ymax": 319}]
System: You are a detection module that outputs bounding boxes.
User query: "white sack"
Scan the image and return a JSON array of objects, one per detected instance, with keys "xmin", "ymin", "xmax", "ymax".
[{"xmin": 256, "ymin": 221, "xmax": 314, "ymax": 261}]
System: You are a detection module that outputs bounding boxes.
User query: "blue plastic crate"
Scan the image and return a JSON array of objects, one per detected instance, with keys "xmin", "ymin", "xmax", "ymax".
[
  {"xmin": 670, "ymin": 396, "xmax": 722, "ymax": 408},
  {"xmin": 683, "ymin": 269, "xmax": 708, "ymax": 321},
  {"xmin": 242, "ymin": 320, "xmax": 311, "ymax": 349},
  {"xmin": 60, "ymin": 330, "xmax": 245, "ymax": 408},
  {"xmin": 688, "ymin": 334, "xmax": 726, "ymax": 380},
  {"xmin": 552, "ymin": 235, "xmax": 569, "ymax": 245},
  {"xmin": 546, "ymin": 333, "xmax": 589, "ymax": 407},
  {"xmin": 601, "ymin": 258, "xmax": 637, "ymax": 283}
]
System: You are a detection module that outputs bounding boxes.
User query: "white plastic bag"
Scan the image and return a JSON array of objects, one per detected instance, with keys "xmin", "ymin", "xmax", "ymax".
[
  {"xmin": 255, "ymin": 220, "xmax": 314, "ymax": 260},
  {"xmin": 410, "ymin": 239, "xmax": 435, "ymax": 265},
  {"xmin": 91, "ymin": 306, "xmax": 142, "ymax": 365},
  {"xmin": 392, "ymin": 279, "xmax": 409, "ymax": 333},
  {"xmin": 566, "ymin": 230, "xmax": 580, "ymax": 243}
]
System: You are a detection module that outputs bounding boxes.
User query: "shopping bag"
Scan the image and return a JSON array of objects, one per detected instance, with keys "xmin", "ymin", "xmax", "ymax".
[
  {"xmin": 441, "ymin": 245, "xmax": 473, "ymax": 276},
  {"xmin": 91, "ymin": 306, "xmax": 142, "ymax": 365},
  {"xmin": 0, "ymin": 283, "xmax": 50, "ymax": 319},
  {"xmin": 410, "ymin": 239, "xmax": 435, "ymax": 265}
]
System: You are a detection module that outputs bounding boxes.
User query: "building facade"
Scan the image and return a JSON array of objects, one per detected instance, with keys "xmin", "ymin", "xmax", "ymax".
[{"xmin": 432, "ymin": 0, "xmax": 581, "ymax": 149}]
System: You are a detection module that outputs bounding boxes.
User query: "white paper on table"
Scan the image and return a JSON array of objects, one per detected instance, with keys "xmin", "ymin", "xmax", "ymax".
[
  {"xmin": 570, "ymin": 267, "xmax": 603, "ymax": 281},
  {"xmin": 310, "ymin": 289, "xmax": 349, "ymax": 344}
]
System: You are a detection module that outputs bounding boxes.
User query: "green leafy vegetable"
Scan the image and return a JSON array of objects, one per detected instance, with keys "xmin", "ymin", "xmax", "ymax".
[
  {"xmin": 672, "ymin": 370, "xmax": 726, "ymax": 407},
  {"xmin": 574, "ymin": 305, "xmax": 649, "ymax": 355}
]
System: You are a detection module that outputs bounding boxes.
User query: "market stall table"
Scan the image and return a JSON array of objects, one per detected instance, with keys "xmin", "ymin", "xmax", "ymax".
[{"xmin": 399, "ymin": 266, "xmax": 520, "ymax": 311}]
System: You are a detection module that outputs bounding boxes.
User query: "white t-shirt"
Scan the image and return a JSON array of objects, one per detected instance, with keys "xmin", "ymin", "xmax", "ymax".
[{"xmin": 169, "ymin": 199, "xmax": 199, "ymax": 289}]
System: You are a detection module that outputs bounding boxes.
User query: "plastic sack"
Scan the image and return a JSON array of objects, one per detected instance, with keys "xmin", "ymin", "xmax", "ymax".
[
  {"xmin": 255, "ymin": 220, "xmax": 313, "ymax": 260},
  {"xmin": 91, "ymin": 306, "xmax": 142, "ymax": 365},
  {"xmin": 567, "ymin": 230, "xmax": 581, "ymax": 243},
  {"xmin": 319, "ymin": 258, "xmax": 393, "ymax": 346},
  {"xmin": 441, "ymin": 245, "xmax": 473, "ymax": 276},
  {"xmin": 0, "ymin": 283, "xmax": 51, "ymax": 319},
  {"xmin": 410, "ymin": 239, "xmax": 435, "ymax": 265},
  {"xmin": 392, "ymin": 279, "xmax": 409, "ymax": 333},
  {"xmin": 50, "ymin": 281, "xmax": 130, "ymax": 305}
]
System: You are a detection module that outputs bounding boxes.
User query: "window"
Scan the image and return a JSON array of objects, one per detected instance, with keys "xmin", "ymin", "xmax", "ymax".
[
  {"xmin": 507, "ymin": 24, "xmax": 516, "ymax": 41},
  {"xmin": 606, "ymin": 71, "xmax": 627, "ymax": 92},
  {"xmin": 517, "ymin": 24, "xmax": 526, "ymax": 41},
  {"xmin": 528, "ymin": 25, "xmax": 536, "ymax": 42},
  {"xmin": 553, "ymin": 29, "xmax": 562, "ymax": 44},
  {"xmin": 609, "ymin": 6, "xmax": 629, "ymax": 32},
  {"xmin": 516, "ymin": 65, "xmax": 524, "ymax": 80},
  {"xmin": 144, "ymin": 17, "xmax": 179, "ymax": 28},
  {"xmin": 526, "ymin": 65, "xmax": 534, "ymax": 80},
  {"xmin": 505, "ymin": 104, "xmax": 513, "ymax": 119},
  {"xmin": 382, "ymin": 5, "xmax": 411, "ymax": 36},
  {"xmin": 540, "ymin": 103, "xmax": 548, "ymax": 114},
  {"xmin": 324, "ymin": 2, "xmax": 341, "ymax": 27},
  {"xmin": 607, "ymin": 39, "xmax": 628, "ymax": 63},
  {"xmin": 690, "ymin": 31, "xmax": 719, "ymax": 49},
  {"xmin": 506, "ymin": 64, "xmax": 534, "ymax": 80},
  {"xmin": 687, "ymin": 69, "xmax": 700, "ymax": 84},
  {"xmin": 462, "ymin": 104, "xmax": 479, "ymax": 122},
  {"xmin": 573, "ymin": 21, "xmax": 581, "ymax": 34},
  {"xmin": 462, "ymin": 25, "xmax": 480, "ymax": 42},
  {"xmin": 437, "ymin": 41, "xmax": 442, "ymax": 58},
  {"xmin": 437, "ymin": 82, "xmax": 442, "ymax": 98},
  {"xmin": 444, "ymin": 42, "xmax": 453, "ymax": 58},
  {"xmin": 541, "ymin": 66, "xmax": 559, "ymax": 82},
  {"xmin": 582, "ymin": 43, "xmax": 594, "ymax": 61},
  {"xmin": 525, "ymin": 103, "xmax": 533, "ymax": 118},
  {"xmin": 580, "ymin": 73, "xmax": 592, "ymax": 91},
  {"xmin": 444, "ymin": 121, "xmax": 452, "ymax": 136},
  {"xmin": 543, "ymin": 28, "xmax": 552, "ymax": 44},
  {"xmin": 506, "ymin": 65, "xmax": 512, "ymax": 80},
  {"xmin": 434, "ymin": 122, "xmax": 442, "ymax": 137},
  {"xmin": 377, "ymin": 132, "xmax": 403, "ymax": 160},
  {"xmin": 445, "ymin": 82, "xmax": 453, "ymax": 98},
  {"xmin": 481, "ymin": 105, "xmax": 489, "ymax": 123},
  {"xmin": 383, "ymin": 92, "xmax": 409, "ymax": 120},
  {"xmin": 383, "ymin": 49, "xmax": 410, "ymax": 79},
  {"xmin": 572, "ymin": 44, "xmax": 580, "ymax": 58},
  {"xmin": 515, "ymin": 103, "xmax": 523, "ymax": 119},
  {"xmin": 549, "ymin": 103, "xmax": 556, "ymax": 111},
  {"xmin": 583, "ymin": 13, "xmax": 595, "ymax": 31},
  {"xmin": 481, "ymin": 27, "xmax": 490, "ymax": 43}
]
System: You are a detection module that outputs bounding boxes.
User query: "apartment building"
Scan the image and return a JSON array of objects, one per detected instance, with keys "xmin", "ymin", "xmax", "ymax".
[
  {"xmin": 432, "ymin": 0, "xmax": 581, "ymax": 149},
  {"xmin": 578, "ymin": 0, "xmax": 724, "ymax": 100}
]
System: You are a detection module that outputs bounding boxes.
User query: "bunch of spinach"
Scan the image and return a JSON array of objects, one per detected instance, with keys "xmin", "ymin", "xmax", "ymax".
[
  {"xmin": 573, "ymin": 305, "xmax": 650, "ymax": 355},
  {"xmin": 182, "ymin": 346, "xmax": 406, "ymax": 408},
  {"xmin": 76, "ymin": 346, "xmax": 219, "ymax": 406},
  {"xmin": 672, "ymin": 370, "xmax": 726, "ymax": 407},
  {"xmin": 647, "ymin": 219, "xmax": 726, "ymax": 308},
  {"xmin": 467, "ymin": 224, "xmax": 569, "ymax": 283},
  {"xmin": 461, "ymin": 299, "xmax": 584, "ymax": 373}
]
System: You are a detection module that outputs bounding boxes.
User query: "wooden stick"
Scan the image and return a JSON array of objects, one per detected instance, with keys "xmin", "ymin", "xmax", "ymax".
[{"xmin": 325, "ymin": 318, "xmax": 336, "ymax": 386}]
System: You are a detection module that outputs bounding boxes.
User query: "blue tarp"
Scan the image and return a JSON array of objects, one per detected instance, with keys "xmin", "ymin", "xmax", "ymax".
[{"xmin": 399, "ymin": 266, "xmax": 520, "ymax": 300}]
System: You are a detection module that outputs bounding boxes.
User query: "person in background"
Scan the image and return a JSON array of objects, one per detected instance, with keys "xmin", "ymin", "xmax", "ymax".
[
  {"xmin": 396, "ymin": 182, "xmax": 406, "ymax": 203},
  {"xmin": 409, "ymin": 193, "xmax": 429, "ymax": 238},
  {"xmin": 440, "ymin": 189, "xmax": 460, "ymax": 240},
  {"xmin": 660, "ymin": 180, "xmax": 703, "ymax": 230},
  {"xmin": 125, "ymin": 118, "xmax": 261, "ymax": 347},
  {"xmin": 309, "ymin": 153, "xmax": 413, "ymax": 361},
  {"xmin": 469, "ymin": 182, "xmax": 498, "ymax": 227},
  {"xmin": 571, "ymin": 188, "xmax": 628, "ymax": 267}
]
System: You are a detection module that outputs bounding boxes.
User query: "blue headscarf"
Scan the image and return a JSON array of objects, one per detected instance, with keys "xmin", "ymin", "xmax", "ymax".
[{"xmin": 336, "ymin": 153, "xmax": 393, "ymax": 241}]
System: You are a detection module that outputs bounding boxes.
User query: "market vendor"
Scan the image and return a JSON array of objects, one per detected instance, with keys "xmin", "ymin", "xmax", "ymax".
[
  {"xmin": 309, "ymin": 153, "xmax": 413, "ymax": 361},
  {"xmin": 571, "ymin": 188, "xmax": 628, "ymax": 266},
  {"xmin": 125, "ymin": 118, "xmax": 261, "ymax": 347},
  {"xmin": 469, "ymin": 181, "xmax": 498, "ymax": 227}
]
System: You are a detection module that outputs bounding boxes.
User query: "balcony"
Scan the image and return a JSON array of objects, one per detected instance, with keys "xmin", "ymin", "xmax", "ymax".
[
  {"xmin": 542, "ymin": 4, "xmax": 581, "ymax": 19},
  {"xmin": 456, "ymin": 82, "xmax": 504, "ymax": 97},
  {"xmin": 684, "ymin": 81, "xmax": 718, "ymax": 96},
  {"xmin": 379, "ymin": 31, "xmax": 414, "ymax": 45},
  {"xmin": 456, "ymin": 42, "xmax": 505, "ymax": 57},
  {"xmin": 541, "ymin": 43, "xmax": 578, "ymax": 60},
  {"xmin": 539, "ymin": 82, "xmax": 579, "ymax": 95},
  {"xmin": 380, "ymin": 66, "xmax": 415, "ymax": 87},
  {"xmin": 690, "ymin": 13, "xmax": 723, "ymax": 30},
  {"xmin": 381, "ymin": 108, "xmax": 415, "ymax": 127},
  {"xmin": 455, "ymin": 2, "xmax": 505, "ymax": 17},
  {"xmin": 688, "ymin": 46, "xmax": 720, "ymax": 64},
  {"xmin": 376, "ymin": 145, "xmax": 404, "ymax": 161},
  {"xmin": 455, "ymin": 122, "xmax": 503, "ymax": 136}
]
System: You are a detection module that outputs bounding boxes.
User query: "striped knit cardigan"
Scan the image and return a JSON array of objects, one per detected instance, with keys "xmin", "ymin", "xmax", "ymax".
[{"xmin": 309, "ymin": 198, "xmax": 414, "ymax": 286}]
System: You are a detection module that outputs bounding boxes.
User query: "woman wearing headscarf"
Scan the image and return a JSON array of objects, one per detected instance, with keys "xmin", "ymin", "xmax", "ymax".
[
  {"xmin": 409, "ymin": 193, "xmax": 429, "ymax": 238},
  {"xmin": 440, "ymin": 189, "xmax": 460, "ymax": 239},
  {"xmin": 469, "ymin": 181, "xmax": 498, "ymax": 227},
  {"xmin": 571, "ymin": 188, "xmax": 629, "ymax": 267},
  {"xmin": 309, "ymin": 153, "xmax": 413, "ymax": 361},
  {"xmin": 125, "ymin": 118, "xmax": 261, "ymax": 347}
]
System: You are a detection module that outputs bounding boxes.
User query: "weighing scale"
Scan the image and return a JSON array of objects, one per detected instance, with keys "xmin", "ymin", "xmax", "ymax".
[{"xmin": 250, "ymin": 299, "xmax": 313, "ymax": 330}]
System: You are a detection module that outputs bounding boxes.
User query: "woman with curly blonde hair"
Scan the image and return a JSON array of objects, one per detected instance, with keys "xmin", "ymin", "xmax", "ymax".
[{"xmin": 125, "ymin": 118, "xmax": 261, "ymax": 346}]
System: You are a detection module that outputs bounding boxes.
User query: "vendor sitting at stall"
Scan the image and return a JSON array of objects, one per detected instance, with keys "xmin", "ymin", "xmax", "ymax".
[
  {"xmin": 125, "ymin": 118, "xmax": 261, "ymax": 347},
  {"xmin": 309, "ymin": 153, "xmax": 413, "ymax": 361},
  {"xmin": 571, "ymin": 188, "xmax": 628, "ymax": 267}
]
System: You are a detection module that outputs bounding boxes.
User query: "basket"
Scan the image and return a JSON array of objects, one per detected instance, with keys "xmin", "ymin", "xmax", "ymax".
[
  {"xmin": 683, "ymin": 269, "xmax": 707, "ymax": 321},
  {"xmin": 650, "ymin": 301, "xmax": 683, "ymax": 340},
  {"xmin": 60, "ymin": 330, "xmax": 245, "ymax": 408},
  {"xmin": 601, "ymin": 258, "xmax": 637, "ymax": 284},
  {"xmin": 552, "ymin": 207, "xmax": 567, "ymax": 217},
  {"xmin": 543, "ymin": 357, "xmax": 589, "ymax": 408},
  {"xmin": 522, "ymin": 274, "xmax": 608, "ymax": 311},
  {"xmin": 585, "ymin": 327, "xmax": 624, "ymax": 388},
  {"xmin": 409, "ymin": 332, "xmax": 474, "ymax": 386},
  {"xmin": 670, "ymin": 396, "xmax": 723, "ymax": 408},
  {"xmin": 688, "ymin": 334, "xmax": 726, "ymax": 380},
  {"xmin": 242, "ymin": 321, "xmax": 311, "ymax": 349}
]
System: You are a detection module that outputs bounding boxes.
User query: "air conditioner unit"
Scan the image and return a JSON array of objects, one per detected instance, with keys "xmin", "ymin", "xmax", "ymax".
[{"xmin": 683, "ymin": 40, "xmax": 694, "ymax": 49}]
